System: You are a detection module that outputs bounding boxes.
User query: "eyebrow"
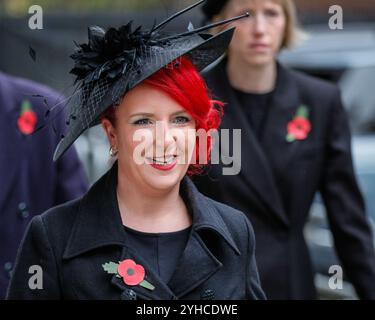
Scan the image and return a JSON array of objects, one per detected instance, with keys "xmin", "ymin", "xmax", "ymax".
[{"xmin": 129, "ymin": 110, "xmax": 188, "ymax": 118}]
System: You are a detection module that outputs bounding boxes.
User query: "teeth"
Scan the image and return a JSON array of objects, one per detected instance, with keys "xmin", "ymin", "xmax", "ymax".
[{"xmin": 147, "ymin": 155, "xmax": 177, "ymax": 165}]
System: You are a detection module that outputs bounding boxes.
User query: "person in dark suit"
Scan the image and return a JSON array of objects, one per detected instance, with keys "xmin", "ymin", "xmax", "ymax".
[
  {"xmin": 194, "ymin": 0, "xmax": 375, "ymax": 299},
  {"xmin": 0, "ymin": 71, "xmax": 88, "ymax": 299},
  {"xmin": 6, "ymin": 7, "xmax": 265, "ymax": 300}
]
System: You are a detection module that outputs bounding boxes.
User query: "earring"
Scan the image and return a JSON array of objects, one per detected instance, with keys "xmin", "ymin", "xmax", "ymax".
[{"xmin": 109, "ymin": 146, "xmax": 118, "ymax": 157}]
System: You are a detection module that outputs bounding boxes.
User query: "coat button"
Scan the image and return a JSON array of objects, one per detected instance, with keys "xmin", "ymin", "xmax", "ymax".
[
  {"xmin": 201, "ymin": 289, "xmax": 215, "ymax": 300},
  {"xmin": 18, "ymin": 202, "xmax": 30, "ymax": 219},
  {"xmin": 4, "ymin": 262, "xmax": 13, "ymax": 279},
  {"xmin": 21, "ymin": 210, "xmax": 30, "ymax": 219},
  {"xmin": 122, "ymin": 289, "xmax": 137, "ymax": 300},
  {"xmin": 18, "ymin": 203, "xmax": 27, "ymax": 211}
]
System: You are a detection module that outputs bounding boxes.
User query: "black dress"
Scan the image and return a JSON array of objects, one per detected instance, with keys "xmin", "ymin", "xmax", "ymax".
[
  {"xmin": 123, "ymin": 225, "xmax": 191, "ymax": 283},
  {"xmin": 232, "ymin": 87, "xmax": 289, "ymax": 212},
  {"xmin": 232, "ymin": 87, "xmax": 274, "ymax": 140}
]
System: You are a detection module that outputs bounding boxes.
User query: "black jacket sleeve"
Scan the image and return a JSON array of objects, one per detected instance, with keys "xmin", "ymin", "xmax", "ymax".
[
  {"xmin": 320, "ymin": 88, "xmax": 375, "ymax": 299},
  {"xmin": 6, "ymin": 216, "xmax": 62, "ymax": 299}
]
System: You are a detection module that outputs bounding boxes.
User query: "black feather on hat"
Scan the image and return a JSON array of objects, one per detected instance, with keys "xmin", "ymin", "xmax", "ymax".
[{"xmin": 53, "ymin": 0, "xmax": 248, "ymax": 161}]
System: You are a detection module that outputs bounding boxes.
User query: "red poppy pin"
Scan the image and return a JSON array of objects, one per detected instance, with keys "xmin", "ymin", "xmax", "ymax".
[
  {"xmin": 102, "ymin": 259, "xmax": 155, "ymax": 291},
  {"xmin": 17, "ymin": 100, "xmax": 37, "ymax": 135},
  {"xmin": 286, "ymin": 105, "xmax": 311, "ymax": 143}
]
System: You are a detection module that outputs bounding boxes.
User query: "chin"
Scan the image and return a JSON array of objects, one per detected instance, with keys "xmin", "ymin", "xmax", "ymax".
[
  {"xmin": 246, "ymin": 55, "xmax": 274, "ymax": 67},
  {"xmin": 142, "ymin": 165, "xmax": 186, "ymax": 191}
]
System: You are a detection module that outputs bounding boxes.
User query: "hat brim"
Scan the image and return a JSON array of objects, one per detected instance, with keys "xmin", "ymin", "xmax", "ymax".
[{"xmin": 53, "ymin": 27, "xmax": 235, "ymax": 161}]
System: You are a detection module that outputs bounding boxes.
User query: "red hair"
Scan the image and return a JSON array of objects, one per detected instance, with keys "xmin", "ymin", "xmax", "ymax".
[{"xmin": 102, "ymin": 56, "xmax": 223, "ymax": 176}]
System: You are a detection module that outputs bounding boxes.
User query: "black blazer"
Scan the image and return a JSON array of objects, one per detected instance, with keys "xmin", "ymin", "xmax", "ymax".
[
  {"xmin": 194, "ymin": 59, "xmax": 375, "ymax": 299},
  {"xmin": 6, "ymin": 163, "xmax": 265, "ymax": 300}
]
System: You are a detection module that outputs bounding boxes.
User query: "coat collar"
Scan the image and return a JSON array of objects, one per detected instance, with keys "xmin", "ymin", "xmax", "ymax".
[
  {"xmin": 62, "ymin": 162, "xmax": 240, "ymax": 299},
  {"xmin": 63, "ymin": 162, "xmax": 240, "ymax": 260},
  {"xmin": 204, "ymin": 59, "xmax": 302, "ymax": 228},
  {"xmin": 260, "ymin": 62, "xmax": 311, "ymax": 175}
]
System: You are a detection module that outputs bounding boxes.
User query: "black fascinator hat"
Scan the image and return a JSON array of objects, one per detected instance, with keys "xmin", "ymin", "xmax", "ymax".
[{"xmin": 53, "ymin": 0, "xmax": 248, "ymax": 161}]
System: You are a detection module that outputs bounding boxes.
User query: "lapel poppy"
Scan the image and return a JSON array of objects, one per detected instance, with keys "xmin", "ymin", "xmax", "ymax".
[
  {"xmin": 286, "ymin": 105, "xmax": 311, "ymax": 142},
  {"xmin": 102, "ymin": 259, "xmax": 155, "ymax": 291},
  {"xmin": 17, "ymin": 100, "xmax": 37, "ymax": 135}
]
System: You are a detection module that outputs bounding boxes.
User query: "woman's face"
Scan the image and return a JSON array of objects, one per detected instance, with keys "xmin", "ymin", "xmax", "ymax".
[
  {"xmin": 102, "ymin": 83, "xmax": 196, "ymax": 193},
  {"xmin": 219, "ymin": 0, "xmax": 286, "ymax": 67}
]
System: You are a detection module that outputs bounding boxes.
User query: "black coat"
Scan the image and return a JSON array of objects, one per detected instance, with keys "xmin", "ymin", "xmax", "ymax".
[
  {"xmin": 194, "ymin": 59, "xmax": 375, "ymax": 299},
  {"xmin": 0, "ymin": 72, "xmax": 88, "ymax": 299},
  {"xmin": 6, "ymin": 163, "xmax": 265, "ymax": 300}
]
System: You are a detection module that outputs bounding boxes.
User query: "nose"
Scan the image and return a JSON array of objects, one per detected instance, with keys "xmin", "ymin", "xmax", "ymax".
[
  {"xmin": 164, "ymin": 123, "xmax": 176, "ymax": 148},
  {"xmin": 154, "ymin": 121, "xmax": 176, "ymax": 157},
  {"xmin": 253, "ymin": 13, "xmax": 267, "ymax": 36}
]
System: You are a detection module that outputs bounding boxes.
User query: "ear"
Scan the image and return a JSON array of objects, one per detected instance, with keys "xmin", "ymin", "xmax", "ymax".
[{"xmin": 101, "ymin": 118, "xmax": 117, "ymax": 149}]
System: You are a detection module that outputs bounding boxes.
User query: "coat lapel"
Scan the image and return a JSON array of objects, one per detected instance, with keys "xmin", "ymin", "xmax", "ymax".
[
  {"xmin": 110, "ymin": 246, "xmax": 176, "ymax": 300},
  {"xmin": 167, "ymin": 232, "xmax": 222, "ymax": 298},
  {"xmin": 63, "ymin": 164, "xmax": 176, "ymax": 299},
  {"xmin": 63, "ymin": 164, "xmax": 241, "ymax": 300},
  {"xmin": 205, "ymin": 60, "xmax": 289, "ymax": 227},
  {"xmin": 167, "ymin": 177, "xmax": 240, "ymax": 298},
  {"xmin": 110, "ymin": 231, "xmax": 223, "ymax": 300},
  {"xmin": 260, "ymin": 63, "xmax": 305, "ymax": 173}
]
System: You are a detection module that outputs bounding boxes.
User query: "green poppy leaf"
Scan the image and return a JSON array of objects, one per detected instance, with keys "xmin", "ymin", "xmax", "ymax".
[
  {"xmin": 139, "ymin": 280, "xmax": 155, "ymax": 291},
  {"xmin": 21, "ymin": 100, "xmax": 32, "ymax": 114},
  {"xmin": 102, "ymin": 262, "xmax": 119, "ymax": 274},
  {"xmin": 296, "ymin": 105, "xmax": 309, "ymax": 119},
  {"xmin": 286, "ymin": 133, "xmax": 295, "ymax": 143}
]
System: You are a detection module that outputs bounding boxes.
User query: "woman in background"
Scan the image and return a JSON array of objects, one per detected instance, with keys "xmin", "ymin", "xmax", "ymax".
[{"xmin": 195, "ymin": 0, "xmax": 375, "ymax": 299}]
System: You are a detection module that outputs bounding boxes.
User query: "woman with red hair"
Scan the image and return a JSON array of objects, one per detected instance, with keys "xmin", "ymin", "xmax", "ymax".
[{"xmin": 6, "ymin": 3, "xmax": 265, "ymax": 300}]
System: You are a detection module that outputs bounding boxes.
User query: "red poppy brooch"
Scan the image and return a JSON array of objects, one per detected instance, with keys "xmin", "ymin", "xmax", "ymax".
[
  {"xmin": 102, "ymin": 259, "xmax": 155, "ymax": 291},
  {"xmin": 286, "ymin": 105, "xmax": 311, "ymax": 142},
  {"xmin": 17, "ymin": 100, "xmax": 37, "ymax": 135}
]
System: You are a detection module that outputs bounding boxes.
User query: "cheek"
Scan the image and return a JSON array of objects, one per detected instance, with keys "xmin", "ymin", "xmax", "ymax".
[
  {"xmin": 233, "ymin": 24, "xmax": 250, "ymax": 43},
  {"xmin": 118, "ymin": 127, "xmax": 149, "ymax": 160},
  {"xmin": 186, "ymin": 129, "xmax": 197, "ymax": 151},
  {"xmin": 130, "ymin": 128, "xmax": 155, "ymax": 160},
  {"xmin": 118, "ymin": 128, "xmax": 133, "ymax": 151},
  {"xmin": 187, "ymin": 128, "xmax": 198, "ymax": 164},
  {"xmin": 173, "ymin": 127, "xmax": 196, "ymax": 161},
  {"xmin": 272, "ymin": 19, "xmax": 287, "ymax": 47}
]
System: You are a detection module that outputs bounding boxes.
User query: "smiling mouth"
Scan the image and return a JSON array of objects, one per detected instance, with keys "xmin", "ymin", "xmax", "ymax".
[{"xmin": 146, "ymin": 155, "xmax": 178, "ymax": 165}]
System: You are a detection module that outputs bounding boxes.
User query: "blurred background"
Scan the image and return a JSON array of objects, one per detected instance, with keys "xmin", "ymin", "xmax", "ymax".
[{"xmin": 1, "ymin": 0, "xmax": 374, "ymax": 299}]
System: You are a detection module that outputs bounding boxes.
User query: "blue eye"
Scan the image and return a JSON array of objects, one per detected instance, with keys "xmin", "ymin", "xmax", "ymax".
[
  {"xmin": 173, "ymin": 116, "xmax": 190, "ymax": 125},
  {"xmin": 133, "ymin": 118, "xmax": 152, "ymax": 126}
]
